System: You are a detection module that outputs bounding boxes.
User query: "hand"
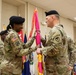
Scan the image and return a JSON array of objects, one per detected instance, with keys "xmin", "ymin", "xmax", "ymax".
[
  {"xmin": 68, "ymin": 66, "xmax": 73, "ymax": 71},
  {"xmin": 36, "ymin": 48, "xmax": 41, "ymax": 54},
  {"xmin": 37, "ymin": 45, "xmax": 40, "ymax": 48}
]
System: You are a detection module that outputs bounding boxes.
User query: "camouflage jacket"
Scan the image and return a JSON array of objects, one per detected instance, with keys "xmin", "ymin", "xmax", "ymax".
[
  {"xmin": 40, "ymin": 24, "xmax": 70, "ymax": 74},
  {"xmin": 41, "ymin": 24, "xmax": 69, "ymax": 65},
  {"xmin": 0, "ymin": 38, "xmax": 5, "ymax": 62},
  {"xmin": 3, "ymin": 29, "xmax": 36, "ymax": 74},
  {"xmin": 67, "ymin": 36, "xmax": 76, "ymax": 66}
]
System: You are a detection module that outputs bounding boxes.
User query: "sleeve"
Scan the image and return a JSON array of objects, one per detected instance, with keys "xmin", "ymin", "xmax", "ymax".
[
  {"xmin": 41, "ymin": 28, "xmax": 63, "ymax": 56},
  {"xmin": 9, "ymin": 33, "xmax": 36, "ymax": 56},
  {"xmin": 17, "ymin": 47, "xmax": 37, "ymax": 56},
  {"xmin": 41, "ymin": 37, "xmax": 46, "ymax": 46},
  {"xmin": 68, "ymin": 37, "xmax": 74, "ymax": 51},
  {"xmin": 69, "ymin": 50, "xmax": 76, "ymax": 67},
  {"xmin": 69, "ymin": 45, "xmax": 76, "ymax": 66},
  {"xmin": 23, "ymin": 37, "xmax": 35, "ymax": 48},
  {"xmin": 68, "ymin": 37, "xmax": 76, "ymax": 66},
  {"xmin": 0, "ymin": 40, "xmax": 5, "ymax": 55}
]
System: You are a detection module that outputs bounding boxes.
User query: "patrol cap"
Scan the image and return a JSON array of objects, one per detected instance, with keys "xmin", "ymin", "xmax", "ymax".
[
  {"xmin": 0, "ymin": 30, "xmax": 7, "ymax": 35},
  {"xmin": 45, "ymin": 10, "xmax": 60, "ymax": 16},
  {"xmin": 9, "ymin": 16, "xmax": 25, "ymax": 26}
]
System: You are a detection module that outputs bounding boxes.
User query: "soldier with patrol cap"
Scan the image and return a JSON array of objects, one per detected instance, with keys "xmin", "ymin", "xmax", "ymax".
[
  {"xmin": 37, "ymin": 10, "xmax": 70, "ymax": 75},
  {"xmin": 0, "ymin": 16, "xmax": 37, "ymax": 75}
]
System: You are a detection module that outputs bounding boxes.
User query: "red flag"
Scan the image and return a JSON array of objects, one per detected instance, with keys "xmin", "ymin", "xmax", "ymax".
[{"xmin": 34, "ymin": 8, "xmax": 44, "ymax": 75}]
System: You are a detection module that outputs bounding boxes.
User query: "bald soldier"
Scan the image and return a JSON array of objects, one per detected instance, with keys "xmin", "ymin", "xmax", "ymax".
[
  {"xmin": 37, "ymin": 10, "xmax": 70, "ymax": 75},
  {"xmin": 0, "ymin": 16, "xmax": 37, "ymax": 75}
]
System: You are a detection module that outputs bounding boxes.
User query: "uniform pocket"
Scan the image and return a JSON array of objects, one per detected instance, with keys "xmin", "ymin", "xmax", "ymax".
[{"xmin": 56, "ymin": 65, "xmax": 68, "ymax": 74}]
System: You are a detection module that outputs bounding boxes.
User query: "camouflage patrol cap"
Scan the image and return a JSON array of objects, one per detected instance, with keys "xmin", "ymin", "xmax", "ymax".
[
  {"xmin": 9, "ymin": 16, "xmax": 25, "ymax": 26},
  {"xmin": 45, "ymin": 10, "xmax": 60, "ymax": 16}
]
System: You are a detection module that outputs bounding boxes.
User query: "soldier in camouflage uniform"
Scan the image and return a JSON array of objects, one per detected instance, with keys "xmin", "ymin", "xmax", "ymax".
[
  {"xmin": 67, "ymin": 36, "xmax": 75, "ymax": 75},
  {"xmin": 67, "ymin": 37, "xmax": 75, "ymax": 66},
  {"xmin": 37, "ymin": 10, "xmax": 70, "ymax": 75},
  {"xmin": 0, "ymin": 34, "xmax": 5, "ymax": 63},
  {"xmin": 0, "ymin": 16, "xmax": 37, "ymax": 75},
  {"xmin": 0, "ymin": 30, "xmax": 8, "ymax": 63},
  {"xmin": 0, "ymin": 32, "xmax": 5, "ymax": 75},
  {"xmin": 68, "ymin": 38, "xmax": 76, "ymax": 75}
]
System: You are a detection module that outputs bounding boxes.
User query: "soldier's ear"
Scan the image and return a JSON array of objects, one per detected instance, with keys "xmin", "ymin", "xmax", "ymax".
[{"xmin": 52, "ymin": 15, "xmax": 56, "ymax": 20}]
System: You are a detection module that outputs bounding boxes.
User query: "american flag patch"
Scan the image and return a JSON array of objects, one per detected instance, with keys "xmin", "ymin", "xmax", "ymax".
[{"xmin": 11, "ymin": 37, "xmax": 17, "ymax": 42}]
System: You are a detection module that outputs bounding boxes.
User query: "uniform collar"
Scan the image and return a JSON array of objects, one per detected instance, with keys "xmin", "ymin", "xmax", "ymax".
[
  {"xmin": 55, "ymin": 24, "xmax": 63, "ymax": 28},
  {"xmin": 8, "ymin": 29, "xmax": 16, "ymax": 33}
]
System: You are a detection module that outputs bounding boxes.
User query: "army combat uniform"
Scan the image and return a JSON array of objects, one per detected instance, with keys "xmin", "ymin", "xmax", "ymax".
[
  {"xmin": 67, "ymin": 37, "xmax": 76, "ymax": 75},
  {"xmin": 0, "ymin": 38, "xmax": 5, "ymax": 62},
  {"xmin": 0, "ymin": 38, "xmax": 5, "ymax": 75},
  {"xmin": 67, "ymin": 37, "xmax": 76, "ymax": 66},
  {"xmin": 0, "ymin": 29, "xmax": 36, "ymax": 75},
  {"xmin": 41, "ymin": 24, "xmax": 70, "ymax": 75}
]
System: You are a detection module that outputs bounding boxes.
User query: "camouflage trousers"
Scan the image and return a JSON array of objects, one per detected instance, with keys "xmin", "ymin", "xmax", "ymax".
[
  {"xmin": 0, "ymin": 60, "xmax": 22, "ymax": 75},
  {"xmin": 46, "ymin": 70, "xmax": 70, "ymax": 75},
  {"xmin": 0, "ymin": 71, "xmax": 21, "ymax": 75},
  {"xmin": 1, "ymin": 73, "xmax": 19, "ymax": 75},
  {"xmin": 45, "ymin": 65, "xmax": 71, "ymax": 75},
  {"xmin": 1, "ymin": 73, "xmax": 20, "ymax": 75}
]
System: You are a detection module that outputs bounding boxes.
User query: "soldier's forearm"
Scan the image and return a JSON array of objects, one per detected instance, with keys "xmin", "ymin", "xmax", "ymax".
[
  {"xmin": 17, "ymin": 47, "xmax": 37, "ymax": 56},
  {"xmin": 41, "ymin": 46, "xmax": 54, "ymax": 56},
  {"xmin": 24, "ymin": 37, "xmax": 35, "ymax": 48},
  {"xmin": 41, "ymin": 38, "xmax": 46, "ymax": 46},
  {"xmin": 69, "ymin": 50, "xmax": 76, "ymax": 67},
  {"xmin": 41, "ymin": 45, "xmax": 60, "ymax": 56}
]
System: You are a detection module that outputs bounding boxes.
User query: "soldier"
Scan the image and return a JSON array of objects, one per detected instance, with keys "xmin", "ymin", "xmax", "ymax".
[
  {"xmin": 0, "ymin": 30, "xmax": 7, "ymax": 60},
  {"xmin": 67, "ymin": 36, "xmax": 75, "ymax": 75},
  {"xmin": 0, "ymin": 16, "xmax": 37, "ymax": 75},
  {"xmin": 0, "ymin": 32, "xmax": 5, "ymax": 62},
  {"xmin": 0, "ymin": 32, "xmax": 5, "ymax": 75},
  {"xmin": 37, "ymin": 10, "xmax": 70, "ymax": 75},
  {"xmin": 68, "ymin": 39, "xmax": 76, "ymax": 75},
  {"xmin": 67, "ymin": 37, "xmax": 74, "ymax": 66},
  {"xmin": 0, "ymin": 30, "xmax": 9, "ymax": 63}
]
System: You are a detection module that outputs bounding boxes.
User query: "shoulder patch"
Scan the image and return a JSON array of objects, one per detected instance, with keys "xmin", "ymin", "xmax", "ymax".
[{"xmin": 11, "ymin": 36, "xmax": 18, "ymax": 42}]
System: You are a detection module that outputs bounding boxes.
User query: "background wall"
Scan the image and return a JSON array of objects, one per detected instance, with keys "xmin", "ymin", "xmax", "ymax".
[
  {"xmin": 17, "ymin": 4, "xmax": 27, "ymax": 33},
  {"xmin": 2, "ymin": 2, "xmax": 18, "ymax": 30},
  {"xmin": 0, "ymin": 0, "xmax": 2, "ymax": 31},
  {"xmin": 2, "ymin": 1, "xmax": 26, "ymax": 32},
  {"xmin": 60, "ymin": 17, "xmax": 74, "ymax": 40}
]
